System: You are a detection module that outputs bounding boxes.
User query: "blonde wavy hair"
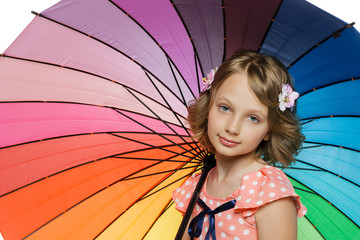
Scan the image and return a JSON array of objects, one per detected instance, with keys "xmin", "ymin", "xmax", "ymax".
[{"xmin": 187, "ymin": 49, "xmax": 304, "ymax": 167}]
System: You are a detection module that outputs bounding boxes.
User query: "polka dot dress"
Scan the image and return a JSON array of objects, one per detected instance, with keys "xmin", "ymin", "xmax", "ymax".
[{"xmin": 172, "ymin": 165, "xmax": 307, "ymax": 239}]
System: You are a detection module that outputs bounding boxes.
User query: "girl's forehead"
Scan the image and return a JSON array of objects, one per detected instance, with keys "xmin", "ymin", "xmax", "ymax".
[{"xmin": 213, "ymin": 73, "xmax": 268, "ymax": 112}]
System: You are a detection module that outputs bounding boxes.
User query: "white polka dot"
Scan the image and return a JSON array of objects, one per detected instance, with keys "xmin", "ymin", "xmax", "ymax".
[
  {"xmin": 303, "ymin": 210, "xmax": 307, "ymax": 215},
  {"xmin": 218, "ymin": 212, "xmax": 222, "ymax": 217},
  {"xmin": 234, "ymin": 206, "xmax": 239, "ymax": 209},
  {"xmin": 205, "ymin": 227, "xmax": 208, "ymax": 232},
  {"xmin": 181, "ymin": 189, "xmax": 185, "ymax": 194},
  {"xmin": 281, "ymin": 187, "xmax": 287, "ymax": 192},
  {"xmin": 229, "ymin": 225, "xmax": 236, "ymax": 231},
  {"xmin": 241, "ymin": 185, "xmax": 245, "ymax": 190},
  {"xmin": 203, "ymin": 197, "xmax": 207, "ymax": 202},
  {"xmin": 204, "ymin": 216, "xmax": 208, "ymax": 222},
  {"xmin": 179, "ymin": 202, "xmax": 184, "ymax": 207},
  {"xmin": 227, "ymin": 214, "xmax": 232, "ymax": 220},
  {"xmin": 196, "ymin": 205, "xmax": 200, "ymax": 211},
  {"xmin": 259, "ymin": 191, "xmax": 264, "ymax": 196},
  {"xmin": 270, "ymin": 183, "xmax": 275, "ymax": 188},
  {"xmin": 246, "ymin": 210, "xmax": 252, "ymax": 215},
  {"xmin": 217, "ymin": 202, "xmax": 221, "ymax": 207},
  {"xmin": 246, "ymin": 198, "xmax": 251, "ymax": 203},
  {"xmin": 249, "ymin": 189, "xmax": 255, "ymax": 194},
  {"xmin": 234, "ymin": 237, "xmax": 240, "ymax": 240},
  {"xmin": 218, "ymin": 221, "xmax": 223, "ymax": 227},
  {"xmin": 175, "ymin": 198, "xmax": 180, "ymax": 203},
  {"xmin": 261, "ymin": 181, "xmax": 266, "ymax": 186},
  {"xmin": 252, "ymin": 181, "xmax": 258, "ymax": 186},
  {"xmin": 277, "ymin": 176, "xmax": 283, "ymax": 180},
  {"xmin": 269, "ymin": 192, "xmax": 276, "ymax": 197},
  {"xmin": 256, "ymin": 200, "xmax": 263, "ymax": 205},
  {"xmin": 267, "ymin": 171, "xmax": 273, "ymax": 174},
  {"xmin": 243, "ymin": 229, "xmax": 250, "ymax": 235},
  {"xmin": 256, "ymin": 171, "xmax": 262, "ymax": 177},
  {"xmin": 243, "ymin": 175, "xmax": 249, "ymax": 180},
  {"xmin": 237, "ymin": 196, "xmax": 242, "ymax": 201},
  {"xmin": 221, "ymin": 232, "xmax": 226, "ymax": 238},
  {"xmin": 209, "ymin": 199, "xmax": 213, "ymax": 205},
  {"xmin": 176, "ymin": 187, "xmax": 181, "ymax": 192},
  {"xmin": 185, "ymin": 180, "xmax": 191, "ymax": 185},
  {"xmin": 185, "ymin": 193, "xmax": 191, "ymax": 199},
  {"xmin": 239, "ymin": 218, "xmax": 245, "ymax": 224}
]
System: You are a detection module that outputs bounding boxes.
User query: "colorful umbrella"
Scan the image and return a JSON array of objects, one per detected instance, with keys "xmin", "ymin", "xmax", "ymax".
[{"xmin": 1, "ymin": 0, "xmax": 359, "ymax": 239}]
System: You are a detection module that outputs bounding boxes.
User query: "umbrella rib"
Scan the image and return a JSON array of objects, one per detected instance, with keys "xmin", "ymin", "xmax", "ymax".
[
  {"xmin": 194, "ymin": 52, "xmax": 202, "ymax": 94},
  {"xmin": 29, "ymin": 12, "xmax": 192, "ymax": 113},
  {"xmin": 142, "ymin": 67, "xmax": 202, "ymax": 152},
  {"xmin": 288, "ymin": 22, "xmax": 355, "ymax": 68},
  {"xmin": 141, "ymin": 200, "xmax": 175, "ymax": 240},
  {"xmin": 113, "ymin": 156, "xmax": 196, "ymax": 163},
  {"xmin": 164, "ymin": 58, "xmax": 188, "ymax": 105},
  {"xmin": 221, "ymin": 0, "xmax": 226, "ymax": 62},
  {"xmin": 302, "ymin": 215, "xmax": 327, "ymax": 240},
  {"xmin": 303, "ymin": 140, "xmax": 360, "ymax": 153},
  {"xmin": 257, "ymin": 0, "xmax": 284, "ymax": 53},
  {"xmin": 110, "ymin": 133, "xmax": 197, "ymax": 159},
  {"xmin": 292, "ymin": 186, "xmax": 319, "ymax": 195},
  {"xmin": 1, "ymin": 55, "xmax": 188, "ymax": 121},
  {"xmin": 118, "ymin": 88, "xmax": 200, "ymax": 156},
  {"xmin": 301, "ymin": 114, "xmax": 360, "ymax": 123},
  {"xmin": 300, "ymin": 77, "xmax": 360, "ymax": 96},
  {"xmin": 106, "ymin": 1, "xmax": 197, "ymax": 100},
  {"xmin": 121, "ymin": 165, "xmax": 199, "ymax": 182}
]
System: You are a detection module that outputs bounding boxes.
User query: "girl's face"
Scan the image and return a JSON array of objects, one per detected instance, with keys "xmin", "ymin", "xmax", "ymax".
[{"xmin": 207, "ymin": 72, "xmax": 270, "ymax": 159}]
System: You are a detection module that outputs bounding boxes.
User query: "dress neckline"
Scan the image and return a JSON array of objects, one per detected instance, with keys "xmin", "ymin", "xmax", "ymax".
[{"xmin": 202, "ymin": 165, "xmax": 270, "ymax": 201}]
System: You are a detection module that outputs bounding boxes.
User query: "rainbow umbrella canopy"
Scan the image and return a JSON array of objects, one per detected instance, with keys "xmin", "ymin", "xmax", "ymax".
[{"xmin": 1, "ymin": 0, "xmax": 360, "ymax": 239}]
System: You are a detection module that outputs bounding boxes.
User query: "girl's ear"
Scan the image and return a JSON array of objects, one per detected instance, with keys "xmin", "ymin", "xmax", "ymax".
[{"xmin": 263, "ymin": 131, "xmax": 271, "ymax": 141}]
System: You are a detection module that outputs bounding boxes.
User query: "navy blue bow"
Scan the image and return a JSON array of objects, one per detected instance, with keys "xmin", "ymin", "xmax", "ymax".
[{"xmin": 188, "ymin": 198, "xmax": 236, "ymax": 240}]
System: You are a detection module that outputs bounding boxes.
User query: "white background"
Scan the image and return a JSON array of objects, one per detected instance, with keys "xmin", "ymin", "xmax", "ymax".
[
  {"xmin": 1, "ymin": 0, "xmax": 360, "ymax": 53},
  {"xmin": 0, "ymin": 0, "xmax": 359, "ymax": 239}
]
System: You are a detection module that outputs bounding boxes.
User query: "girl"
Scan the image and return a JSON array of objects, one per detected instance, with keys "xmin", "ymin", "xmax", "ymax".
[{"xmin": 172, "ymin": 50, "xmax": 307, "ymax": 240}]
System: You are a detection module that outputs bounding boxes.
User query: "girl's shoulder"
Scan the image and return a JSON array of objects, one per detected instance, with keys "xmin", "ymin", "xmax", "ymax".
[
  {"xmin": 234, "ymin": 165, "xmax": 307, "ymax": 218},
  {"xmin": 171, "ymin": 172, "xmax": 202, "ymax": 213}
]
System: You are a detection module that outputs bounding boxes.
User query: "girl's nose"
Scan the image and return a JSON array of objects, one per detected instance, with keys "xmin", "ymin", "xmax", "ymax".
[{"xmin": 226, "ymin": 116, "xmax": 241, "ymax": 135}]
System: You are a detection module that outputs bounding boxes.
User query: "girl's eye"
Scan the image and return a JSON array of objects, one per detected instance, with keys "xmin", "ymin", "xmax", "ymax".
[
  {"xmin": 249, "ymin": 116, "xmax": 259, "ymax": 123},
  {"xmin": 219, "ymin": 105, "xmax": 230, "ymax": 112}
]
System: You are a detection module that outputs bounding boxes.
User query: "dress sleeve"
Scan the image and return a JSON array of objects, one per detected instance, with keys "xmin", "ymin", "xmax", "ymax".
[
  {"xmin": 172, "ymin": 172, "xmax": 201, "ymax": 214},
  {"xmin": 234, "ymin": 166, "xmax": 307, "ymax": 225}
]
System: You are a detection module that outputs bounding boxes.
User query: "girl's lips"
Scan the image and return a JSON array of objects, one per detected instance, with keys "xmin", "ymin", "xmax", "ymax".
[{"xmin": 219, "ymin": 136, "xmax": 239, "ymax": 147}]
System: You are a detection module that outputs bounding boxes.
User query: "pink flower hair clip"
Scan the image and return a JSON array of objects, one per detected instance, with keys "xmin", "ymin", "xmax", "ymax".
[
  {"xmin": 278, "ymin": 84, "xmax": 299, "ymax": 112},
  {"xmin": 202, "ymin": 68, "xmax": 217, "ymax": 91}
]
